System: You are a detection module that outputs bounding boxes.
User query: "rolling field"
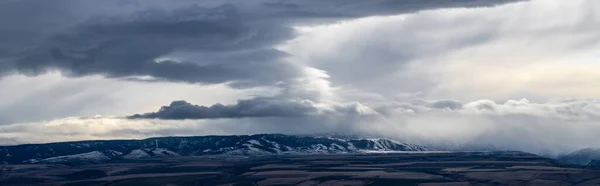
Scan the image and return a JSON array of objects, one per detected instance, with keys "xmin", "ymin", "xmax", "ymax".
[{"xmin": 1, "ymin": 152, "xmax": 599, "ymax": 186}]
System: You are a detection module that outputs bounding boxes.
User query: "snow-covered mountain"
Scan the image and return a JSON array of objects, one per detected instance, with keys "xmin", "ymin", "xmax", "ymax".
[
  {"xmin": 0, "ymin": 134, "xmax": 428, "ymax": 164},
  {"xmin": 558, "ymin": 148, "xmax": 600, "ymax": 165}
]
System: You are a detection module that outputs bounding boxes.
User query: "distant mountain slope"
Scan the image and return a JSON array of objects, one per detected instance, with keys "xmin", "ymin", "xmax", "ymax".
[
  {"xmin": 558, "ymin": 148, "xmax": 600, "ymax": 165},
  {"xmin": 0, "ymin": 134, "xmax": 427, "ymax": 164}
]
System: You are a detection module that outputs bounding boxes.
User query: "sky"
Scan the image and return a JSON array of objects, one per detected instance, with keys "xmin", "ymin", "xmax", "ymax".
[{"xmin": 0, "ymin": 0, "xmax": 599, "ymax": 156}]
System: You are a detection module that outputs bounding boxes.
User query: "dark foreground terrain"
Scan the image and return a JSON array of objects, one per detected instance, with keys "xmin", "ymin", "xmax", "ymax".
[{"xmin": 1, "ymin": 152, "xmax": 599, "ymax": 186}]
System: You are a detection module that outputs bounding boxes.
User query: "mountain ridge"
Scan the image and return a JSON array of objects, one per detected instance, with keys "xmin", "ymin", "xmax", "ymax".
[
  {"xmin": 0, "ymin": 134, "xmax": 428, "ymax": 164},
  {"xmin": 558, "ymin": 147, "xmax": 600, "ymax": 166}
]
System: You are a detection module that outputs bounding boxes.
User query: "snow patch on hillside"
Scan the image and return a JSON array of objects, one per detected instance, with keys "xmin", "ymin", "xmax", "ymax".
[
  {"xmin": 104, "ymin": 150, "xmax": 123, "ymax": 157},
  {"xmin": 42, "ymin": 151, "xmax": 110, "ymax": 163},
  {"xmin": 123, "ymin": 149, "xmax": 150, "ymax": 159},
  {"xmin": 151, "ymin": 148, "xmax": 180, "ymax": 157},
  {"xmin": 246, "ymin": 140, "xmax": 262, "ymax": 146}
]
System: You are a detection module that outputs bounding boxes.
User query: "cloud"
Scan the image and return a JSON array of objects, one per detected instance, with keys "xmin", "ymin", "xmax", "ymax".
[
  {"xmin": 2, "ymin": 98, "xmax": 600, "ymax": 157},
  {"xmin": 0, "ymin": 0, "xmax": 529, "ymax": 126},
  {"xmin": 0, "ymin": 0, "xmax": 521, "ymax": 88},
  {"xmin": 362, "ymin": 98, "xmax": 600, "ymax": 155},
  {"xmin": 283, "ymin": 0, "xmax": 600, "ymax": 100},
  {"xmin": 426, "ymin": 100, "xmax": 463, "ymax": 110},
  {"xmin": 128, "ymin": 98, "xmax": 319, "ymax": 119},
  {"xmin": 2, "ymin": 0, "xmax": 600, "ymax": 159},
  {"xmin": 7, "ymin": 4, "xmax": 300, "ymax": 87},
  {"xmin": 128, "ymin": 95, "xmax": 381, "ymax": 120}
]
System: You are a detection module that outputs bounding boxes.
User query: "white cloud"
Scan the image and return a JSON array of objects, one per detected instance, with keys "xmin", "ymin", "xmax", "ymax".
[{"xmin": 282, "ymin": 0, "xmax": 600, "ymax": 101}]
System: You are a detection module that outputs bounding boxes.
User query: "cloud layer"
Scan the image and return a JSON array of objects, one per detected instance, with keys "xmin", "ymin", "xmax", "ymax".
[
  {"xmin": 1, "ymin": 0, "xmax": 600, "ymax": 158},
  {"xmin": 0, "ymin": 0, "xmax": 520, "ymax": 87},
  {"xmin": 283, "ymin": 0, "xmax": 600, "ymax": 100},
  {"xmin": 2, "ymin": 98, "xmax": 599, "ymax": 156}
]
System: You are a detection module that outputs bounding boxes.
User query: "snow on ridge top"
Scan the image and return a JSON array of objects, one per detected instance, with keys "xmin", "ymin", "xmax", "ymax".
[
  {"xmin": 367, "ymin": 138, "xmax": 403, "ymax": 144},
  {"xmin": 330, "ymin": 143, "xmax": 345, "ymax": 150},
  {"xmin": 123, "ymin": 149, "xmax": 150, "ymax": 159},
  {"xmin": 367, "ymin": 138, "xmax": 397, "ymax": 148},
  {"xmin": 105, "ymin": 150, "xmax": 123, "ymax": 157},
  {"xmin": 364, "ymin": 138, "xmax": 428, "ymax": 151},
  {"xmin": 246, "ymin": 140, "xmax": 262, "ymax": 146},
  {"xmin": 42, "ymin": 151, "xmax": 110, "ymax": 162}
]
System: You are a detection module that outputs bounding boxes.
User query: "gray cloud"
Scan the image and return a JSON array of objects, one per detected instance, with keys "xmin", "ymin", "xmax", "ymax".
[
  {"xmin": 7, "ymin": 4, "xmax": 299, "ymax": 86},
  {"xmin": 128, "ymin": 98, "xmax": 319, "ymax": 119},
  {"xmin": 0, "ymin": 0, "xmax": 522, "ymax": 88},
  {"xmin": 427, "ymin": 100, "xmax": 464, "ymax": 110},
  {"xmin": 130, "ymin": 96, "xmax": 600, "ymax": 123},
  {"xmin": 128, "ymin": 95, "xmax": 378, "ymax": 120}
]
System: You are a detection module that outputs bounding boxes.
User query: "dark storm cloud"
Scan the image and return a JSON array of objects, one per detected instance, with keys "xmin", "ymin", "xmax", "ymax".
[
  {"xmin": 0, "ymin": 0, "xmax": 523, "ymax": 87},
  {"xmin": 8, "ymin": 4, "xmax": 299, "ymax": 85},
  {"xmin": 128, "ymin": 98, "xmax": 319, "ymax": 119},
  {"xmin": 257, "ymin": 0, "xmax": 524, "ymax": 19}
]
